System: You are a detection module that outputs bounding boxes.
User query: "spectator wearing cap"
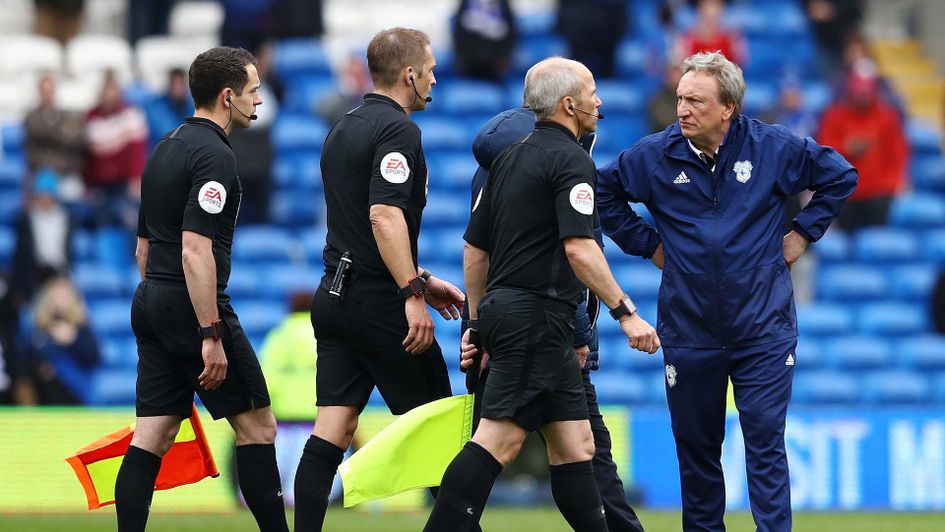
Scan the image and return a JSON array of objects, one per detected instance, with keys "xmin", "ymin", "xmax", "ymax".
[
  {"xmin": 817, "ymin": 69, "xmax": 908, "ymax": 231},
  {"xmin": 11, "ymin": 169, "xmax": 75, "ymax": 306}
]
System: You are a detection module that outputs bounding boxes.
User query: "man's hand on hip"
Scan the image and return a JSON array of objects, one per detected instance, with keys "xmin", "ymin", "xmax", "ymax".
[
  {"xmin": 650, "ymin": 243, "xmax": 665, "ymax": 270},
  {"xmin": 404, "ymin": 296, "xmax": 434, "ymax": 354},
  {"xmin": 783, "ymin": 230, "xmax": 809, "ymax": 270}
]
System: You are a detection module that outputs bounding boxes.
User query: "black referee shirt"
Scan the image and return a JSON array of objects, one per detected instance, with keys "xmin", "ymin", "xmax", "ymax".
[
  {"xmin": 465, "ymin": 120, "xmax": 597, "ymax": 307},
  {"xmin": 320, "ymin": 93, "xmax": 428, "ymax": 280},
  {"xmin": 137, "ymin": 117, "xmax": 241, "ymax": 296}
]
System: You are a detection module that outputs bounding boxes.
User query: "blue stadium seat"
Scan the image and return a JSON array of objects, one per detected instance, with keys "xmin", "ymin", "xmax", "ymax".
[
  {"xmin": 907, "ymin": 122, "xmax": 942, "ymax": 156},
  {"xmin": 233, "ymin": 226, "xmax": 297, "ymax": 263},
  {"xmin": 595, "ymin": 115, "xmax": 647, "ymax": 153},
  {"xmin": 87, "ymin": 299, "xmax": 132, "ymax": 338},
  {"xmin": 858, "ymin": 302, "xmax": 927, "ymax": 336},
  {"xmin": 71, "ymin": 228, "xmax": 95, "ymax": 262},
  {"xmin": 926, "ymin": 229, "xmax": 945, "ymax": 263},
  {"xmin": 281, "ymin": 74, "xmax": 336, "ymax": 115},
  {"xmin": 862, "ymin": 370, "xmax": 931, "ymax": 404},
  {"xmin": 910, "ymin": 155, "xmax": 945, "ymax": 193},
  {"xmin": 513, "ymin": 35, "xmax": 567, "ymax": 73},
  {"xmin": 439, "ymin": 80, "xmax": 505, "ymax": 115},
  {"xmin": 0, "ymin": 190, "xmax": 20, "ymax": 224},
  {"xmin": 889, "ymin": 193, "xmax": 945, "ymax": 228},
  {"xmin": 270, "ymin": 190, "xmax": 321, "ymax": 226},
  {"xmin": 794, "ymin": 338, "xmax": 825, "ymax": 370},
  {"xmin": 516, "ymin": 12, "xmax": 555, "ymax": 37},
  {"xmin": 813, "ymin": 229, "xmax": 850, "ymax": 263},
  {"xmin": 100, "ymin": 336, "xmax": 137, "ymax": 368},
  {"xmin": 899, "ymin": 335, "xmax": 945, "ymax": 370},
  {"xmin": 854, "ymin": 227, "xmax": 919, "ymax": 263},
  {"xmin": 95, "ymin": 227, "xmax": 133, "ymax": 270},
  {"xmin": 422, "ymin": 192, "xmax": 468, "ymax": 226},
  {"xmin": 273, "ymin": 38, "xmax": 331, "ymax": 80},
  {"xmin": 430, "ymin": 151, "xmax": 478, "ymax": 192},
  {"xmin": 612, "ymin": 264, "xmax": 662, "ymax": 300},
  {"xmin": 272, "ymin": 114, "xmax": 328, "ymax": 153},
  {"xmin": 616, "ymin": 38, "xmax": 648, "ymax": 78},
  {"xmin": 596, "ymin": 81, "xmax": 645, "ymax": 114},
  {"xmin": 825, "ymin": 336, "xmax": 892, "ymax": 369},
  {"xmin": 934, "ymin": 372, "xmax": 945, "ymax": 404},
  {"xmin": 233, "ymin": 300, "xmax": 285, "ymax": 337},
  {"xmin": 741, "ymin": 82, "xmax": 778, "ymax": 115},
  {"xmin": 889, "ymin": 264, "xmax": 937, "ymax": 301},
  {"xmin": 90, "ymin": 368, "xmax": 137, "ymax": 405},
  {"xmin": 226, "ymin": 267, "xmax": 262, "ymax": 299},
  {"xmin": 816, "ymin": 264, "xmax": 888, "ymax": 301},
  {"xmin": 1, "ymin": 122, "xmax": 23, "ymax": 156},
  {"xmin": 0, "ymin": 225, "xmax": 13, "ymax": 267},
  {"xmin": 0, "ymin": 156, "xmax": 24, "ymax": 189},
  {"xmin": 429, "ymin": 227, "xmax": 465, "ymax": 264},
  {"xmin": 272, "ymin": 153, "xmax": 321, "ymax": 190},
  {"xmin": 795, "ymin": 302, "xmax": 853, "ymax": 337},
  {"xmin": 299, "ymin": 226, "xmax": 328, "ymax": 263},
  {"xmin": 264, "ymin": 264, "xmax": 320, "ymax": 298},
  {"xmin": 603, "ymin": 337, "xmax": 663, "ymax": 372},
  {"xmin": 73, "ymin": 263, "xmax": 127, "ymax": 299},
  {"xmin": 420, "ymin": 261, "xmax": 464, "ymax": 287},
  {"xmin": 801, "ymin": 81, "xmax": 832, "ymax": 114},
  {"xmin": 791, "ymin": 371, "xmax": 861, "ymax": 404},
  {"xmin": 592, "ymin": 371, "xmax": 650, "ymax": 405},
  {"xmin": 413, "ymin": 117, "xmax": 472, "ymax": 151}
]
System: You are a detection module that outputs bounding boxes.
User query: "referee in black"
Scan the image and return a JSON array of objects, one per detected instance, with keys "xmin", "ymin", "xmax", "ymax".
[
  {"xmin": 116, "ymin": 47, "xmax": 288, "ymax": 532},
  {"xmin": 293, "ymin": 28, "xmax": 464, "ymax": 531},
  {"xmin": 425, "ymin": 57, "xmax": 660, "ymax": 532}
]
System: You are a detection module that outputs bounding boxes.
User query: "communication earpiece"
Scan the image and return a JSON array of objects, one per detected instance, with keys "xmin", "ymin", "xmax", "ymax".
[{"xmin": 224, "ymin": 93, "xmax": 257, "ymax": 120}]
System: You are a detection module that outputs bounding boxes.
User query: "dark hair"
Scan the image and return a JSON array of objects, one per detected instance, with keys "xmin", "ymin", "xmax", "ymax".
[
  {"xmin": 188, "ymin": 46, "xmax": 257, "ymax": 110},
  {"xmin": 366, "ymin": 28, "xmax": 431, "ymax": 89}
]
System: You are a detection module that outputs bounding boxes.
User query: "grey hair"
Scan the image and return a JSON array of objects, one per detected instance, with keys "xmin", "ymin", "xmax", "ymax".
[
  {"xmin": 681, "ymin": 51, "xmax": 746, "ymax": 116},
  {"xmin": 523, "ymin": 57, "xmax": 584, "ymax": 120}
]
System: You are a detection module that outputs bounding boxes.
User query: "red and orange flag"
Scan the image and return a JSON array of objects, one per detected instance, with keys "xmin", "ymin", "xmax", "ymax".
[{"xmin": 65, "ymin": 404, "xmax": 219, "ymax": 510}]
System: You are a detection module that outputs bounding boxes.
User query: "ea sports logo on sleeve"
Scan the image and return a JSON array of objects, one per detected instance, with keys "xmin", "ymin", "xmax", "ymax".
[
  {"xmin": 569, "ymin": 183, "xmax": 594, "ymax": 215},
  {"xmin": 380, "ymin": 152, "xmax": 410, "ymax": 183},
  {"xmin": 198, "ymin": 181, "xmax": 226, "ymax": 214}
]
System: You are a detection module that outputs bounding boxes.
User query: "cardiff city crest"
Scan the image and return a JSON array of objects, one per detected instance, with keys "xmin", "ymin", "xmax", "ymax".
[
  {"xmin": 733, "ymin": 160, "xmax": 753, "ymax": 183},
  {"xmin": 665, "ymin": 364, "xmax": 677, "ymax": 388}
]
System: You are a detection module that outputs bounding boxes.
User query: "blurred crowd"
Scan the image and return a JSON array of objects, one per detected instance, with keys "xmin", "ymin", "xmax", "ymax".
[{"xmin": 3, "ymin": 0, "xmax": 936, "ymax": 410}]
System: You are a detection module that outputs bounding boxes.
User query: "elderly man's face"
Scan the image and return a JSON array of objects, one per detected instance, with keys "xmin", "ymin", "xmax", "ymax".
[{"xmin": 676, "ymin": 71, "xmax": 733, "ymax": 145}]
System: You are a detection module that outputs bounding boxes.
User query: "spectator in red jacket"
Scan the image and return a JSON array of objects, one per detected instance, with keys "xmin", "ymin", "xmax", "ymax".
[
  {"xmin": 676, "ymin": 0, "xmax": 746, "ymax": 66},
  {"xmin": 83, "ymin": 70, "xmax": 148, "ymax": 228},
  {"xmin": 818, "ymin": 69, "xmax": 908, "ymax": 231}
]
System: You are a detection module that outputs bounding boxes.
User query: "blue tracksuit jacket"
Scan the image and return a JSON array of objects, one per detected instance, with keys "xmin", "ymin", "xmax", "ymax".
[{"xmin": 597, "ymin": 115, "xmax": 857, "ymax": 349}]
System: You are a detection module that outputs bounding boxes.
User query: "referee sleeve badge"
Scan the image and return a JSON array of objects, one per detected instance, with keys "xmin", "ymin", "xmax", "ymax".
[
  {"xmin": 380, "ymin": 152, "xmax": 411, "ymax": 184},
  {"xmin": 197, "ymin": 181, "xmax": 227, "ymax": 214}
]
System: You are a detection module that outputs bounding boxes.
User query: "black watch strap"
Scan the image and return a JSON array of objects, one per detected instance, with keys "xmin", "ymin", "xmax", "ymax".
[
  {"xmin": 198, "ymin": 319, "xmax": 226, "ymax": 340},
  {"xmin": 399, "ymin": 277, "xmax": 425, "ymax": 299},
  {"xmin": 609, "ymin": 296, "xmax": 637, "ymax": 321}
]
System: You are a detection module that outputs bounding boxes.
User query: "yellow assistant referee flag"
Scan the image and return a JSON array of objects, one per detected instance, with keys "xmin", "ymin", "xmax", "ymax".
[{"xmin": 338, "ymin": 394, "xmax": 475, "ymax": 507}]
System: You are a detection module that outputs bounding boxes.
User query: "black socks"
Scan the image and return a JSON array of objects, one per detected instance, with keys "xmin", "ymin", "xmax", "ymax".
[
  {"xmin": 235, "ymin": 443, "xmax": 288, "ymax": 532},
  {"xmin": 115, "ymin": 445, "xmax": 162, "ymax": 532},
  {"xmin": 423, "ymin": 441, "xmax": 503, "ymax": 532},
  {"xmin": 550, "ymin": 460, "xmax": 609, "ymax": 532},
  {"xmin": 294, "ymin": 435, "xmax": 345, "ymax": 532}
]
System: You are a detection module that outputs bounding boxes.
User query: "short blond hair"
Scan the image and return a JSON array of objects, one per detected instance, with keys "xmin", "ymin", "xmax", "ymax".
[{"xmin": 681, "ymin": 51, "xmax": 746, "ymax": 115}]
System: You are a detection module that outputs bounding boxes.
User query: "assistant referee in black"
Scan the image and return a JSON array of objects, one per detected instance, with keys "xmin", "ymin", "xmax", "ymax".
[
  {"xmin": 116, "ymin": 47, "xmax": 288, "ymax": 532},
  {"xmin": 293, "ymin": 28, "xmax": 465, "ymax": 531},
  {"xmin": 425, "ymin": 57, "xmax": 660, "ymax": 532}
]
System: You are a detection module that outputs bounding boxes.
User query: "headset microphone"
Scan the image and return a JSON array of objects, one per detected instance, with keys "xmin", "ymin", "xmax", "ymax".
[
  {"xmin": 569, "ymin": 104, "xmax": 604, "ymax": 120},
  {"xmin": 226, "ymin": 95, "xmax": 258, "ymax": 120},
  {"xmin": 409, "ymin": 75, "xmax": 433, "ymax": 103}
]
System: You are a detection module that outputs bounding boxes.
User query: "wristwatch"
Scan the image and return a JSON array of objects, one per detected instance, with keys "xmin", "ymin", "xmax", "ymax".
[
  {"xmin": 399, "ymin": 277, "xmax": 425, "ymax": 299},
  {"xmin": 198, "ymin": 319, "xmax": 226, "ymax": 340},
  {"xmin": 419, "ymin": 268, "xmax": 432, "ymax": 285},
  {"xmin": 609, "ymin": 296, "xmax": 637, "ymax": 321}
]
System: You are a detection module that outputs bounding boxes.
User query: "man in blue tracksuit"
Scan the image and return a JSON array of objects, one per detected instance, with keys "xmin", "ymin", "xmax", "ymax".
[
  {"xmin": 463, "ymin": 107, "xmax": 645, "ymax": 531},
  {"xmin": 597, "ymin": 52, "xmax": 857, "ymax": 531}
]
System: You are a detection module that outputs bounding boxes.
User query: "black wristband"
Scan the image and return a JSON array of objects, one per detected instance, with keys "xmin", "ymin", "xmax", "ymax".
[
  {"xmin": 609, "ymin": 296, "xmax": 637, "ymax": 321},
  {"xmin": 198, "ymin": 319, "xmax": 226, "ymax": 340},
  {"xmin": 419, "ymin": 268, "xmax": 432, "ymax": 283},
  {"xmin": 398, "ymin": 277, "xmax": 425, "ymax": 299}
]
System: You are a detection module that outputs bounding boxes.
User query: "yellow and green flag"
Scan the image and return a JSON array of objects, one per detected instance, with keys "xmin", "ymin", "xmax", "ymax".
[
  {"xmin": 65, "ymin": 404, "xmax": 219, "ymax": 510},
  {"xmin": 339, "ymin": 394, "xmax": 475, "ymax": 507}
]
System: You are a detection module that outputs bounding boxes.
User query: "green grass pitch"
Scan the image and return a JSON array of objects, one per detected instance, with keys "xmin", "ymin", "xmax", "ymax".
[{"xmin": 2, "ymin": 509, "xmax": 945, "ymax": 531}]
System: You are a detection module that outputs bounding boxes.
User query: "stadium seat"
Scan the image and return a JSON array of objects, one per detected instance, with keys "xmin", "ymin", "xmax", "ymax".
[
  {"xmin": 595, "ymin": 115, "xmax": 647, "ymax": 153},
  {"xmin": 66, "ymin": 35, "xmax": 134, "ymax": 84},
  {"xmin": 741, "ymin": 82, "xmax": 777, "ymax": 115},
  {"xmin": 0, "ymin": 225, "xmax": 13, "ymax": 267},
  {"xmin": 95, "ymin": 227, "xmax": 133, "ymax": 270},
  {"xmin": 0, "ymin": 190, "xmax": 20, "ymax": 224},
  {"xmin": 858, "ymin": 302, "xmax": 927, "ymax": 337},
  {"xmin": 813, "ymin": 229, "xmax": 850, "ymax": 263},
  {"xmin": 135, "ymin": 35, "xmax": 215, "ymax": 92},
  {"xmin": 90, "ymin": 368, "xmax": 137, "ymax": 405},
  {"xmin": 604, "ymin": 337, "xmax": 663, "ymax": 372},
  {"xmin": 933, "ymin": 372, "xmax": 945, "ymax": 404},
  {"xmin": 431, "ymin": 227, "xmax": 466, "ymax": 264},
  {"xmin": 816, "ymin": 264, "xmax": 888, "ymax": 301},
  {"xmin": 270, "ymin": 190, "xmax": 322, "ymax": 226},
  {"xmin": 412, "ymin": 117, "xmax": 471, "ymax": 151},
  {"xmin": 439, "ymin": 80, "xmax": 505, "ymax": 116},
  {"xmin": 233, "ymin": 300, "xmax": 285, "ymax": 337},
  {"xmin": 430, "ymin": 151, "xmax": 478, "ymax": 192},
  {"xmin": 419, "ymin": 261, "xmax": 463, "ymax": 287},
  {"xmin": 595, "ymin": 81, "xmax": 645, "ymax": 114},
  {"xmin": 612, "ymin": 264, "xmax": 662, "ymax": 300},
  {"xmin": 853, "ymin": 227, "xmax": 919, "ymax": 263},
  {"xmin": 273, "ymin": 38, "xmax": 331, "ymax": 81},
  {"xmin": 513, "ymin": 35, "xmax": 567, "ymax": 73},
  {"xmin": 899, "ymin": 335, "xmax": 945, "ymax": 370},
  {"xmin": 271, "ymin": 114, "xmax": 329, "ymax": 153},
  {"xmin": 422, "ymin": 192, "xmax": 468, "ymax": 226},
  {"xmin": 889, "ymin": 193, "xmax": 945, "ymax": 228},
  {"xmin": 825, "ymin": 336, "xmax": 892, "ymax": 370},
  {"xmin": 264, "ymin": 264, "xmax": 321, "ymax": 298},
  {"xmin": 272, "ymin": 153, "xmax": 321, "ymax": 190},
  {"xmin": 73, "ymin": 263, "xmax": 127, "ymax": 299},
  {"xmin": 794, "ymin": 338, "xmax": 825, "ymax": 370},
  {"xmin": 281, "ymin": 73, "xmax": 336, "ymax": 115},
  {"xmin": 591, "ymin": 371, "xmax": 650, "ymax": 405},
  {"xmin": 299, "ymin": 226, "xmax": 328, "ymax": 263},
  {"xmin": 862, "ymin": 370, "xmax": 931, "ymax": 404},
  {"xmin": 910, "ymin": 154, "xmax": 945, "ymax": 193},
  {"xmin": 0, "ymin": 34, "xmax": 61, "ymax": 77},
  {"xmin": 71, "ymin": 228, "xmax": 95, "ymax": 262},
  {"xmin": 87, "ymin": 299, "xmax": 133, "ymax": 338},
  {"xmin": 233, "ymin": 226, "xmax": 298, "ymax": 263},
  {"xmin": 100, "ymin": 336, "xmax": 138, "ymax": 369},
  {"xmin": 616, "ymin": 38, "xmax": 648, "ymax": 78},
  {"xmin": 169, "ymin": 1, "xmax": 224, "ymax": 38},
  {"xmin": 0, "ymin": 122, "xmax": 23, "ymax": 157},
  {"xmin": 226, "ymin": 267, "xmax": 262, "ymax": 299},
  {"xmin": 791, "ymin": 371, "xmax": 861, "ymax": 404},
  {"xmin": 889, "ymin": 264, "xmax": 937, "ymax": 301},
  {"xmin": 907, "ymin": 121, "xmax": 943, "ymax": 157},
  {"xmin": 925, "ymin": 229, "xmax": 945, "ymax": 263},
  {"xmin": 795, "ymin": 302, "xmax": 853, "ymax": 337},
  {"xmin": 516, "ymin": 12, "xmax": 555, "ymax": 37}
]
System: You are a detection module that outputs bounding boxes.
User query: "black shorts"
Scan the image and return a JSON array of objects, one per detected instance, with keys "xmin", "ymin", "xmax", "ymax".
[
  {"xmin": 131, "ymin": 280, "xmax": 271, "ymax": 420},
  {"xmin": 311, "ymin": 274, "xmax": 452, "ymax": 415},
  {"xmin": 478, "ymin": 288, "xmax": 588, "ymax": 432}
]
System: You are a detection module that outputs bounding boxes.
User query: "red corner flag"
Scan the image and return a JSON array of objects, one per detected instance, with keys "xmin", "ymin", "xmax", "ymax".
[{"xmin": 66, "ymin": 404, "xmax": 219, "ymax": 510}]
